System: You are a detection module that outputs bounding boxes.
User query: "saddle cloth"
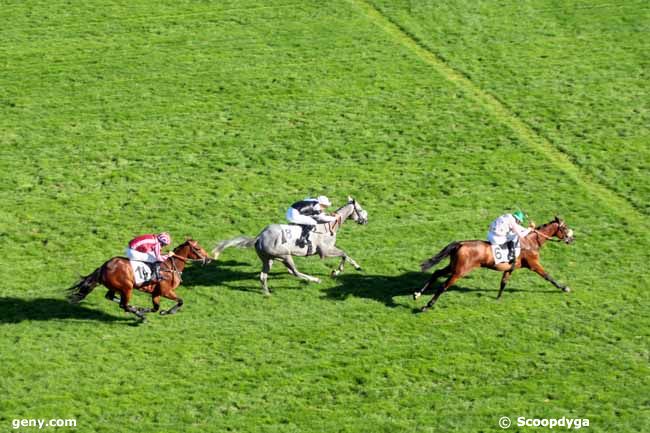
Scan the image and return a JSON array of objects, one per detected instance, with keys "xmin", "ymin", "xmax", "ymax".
[
  {"xmin": 129, "ymin": 260, "xmax": 153, "ymax": 285},
  {"xmin": 491, "ymin": 241, "xmax": 521, "ymax": 265}
]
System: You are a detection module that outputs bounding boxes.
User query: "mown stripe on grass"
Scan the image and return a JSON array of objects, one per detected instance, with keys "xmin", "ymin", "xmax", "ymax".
[{"xmin": 350, "ymin": 0, "xmax": 645, "ymax": 228}]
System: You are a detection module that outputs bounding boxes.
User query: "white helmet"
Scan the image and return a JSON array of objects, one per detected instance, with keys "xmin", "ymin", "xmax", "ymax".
[{"xmin": 317, "ymin": 195, "xmax": 331, "ymax": 207}]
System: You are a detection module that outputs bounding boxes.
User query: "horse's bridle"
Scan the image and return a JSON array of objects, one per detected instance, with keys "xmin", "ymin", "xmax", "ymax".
[
  {"xmin": 162, "ymin": 242, "xmax": 210, "ymax": 282},
  {"xmin": 350, "ymin": 200, "xmax": 366, "ymax": 224},
  {"xmin": 173, "ymin": 242, "xmax": 211, "ymax": 264},
  {"xmin": 533, "ymin": 222, "xmax": 565, "ymax": 243}
]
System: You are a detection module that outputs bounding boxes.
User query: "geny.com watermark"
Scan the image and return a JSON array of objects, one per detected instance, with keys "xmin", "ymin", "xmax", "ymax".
[
  {"xmin": 499, "ymin": 416, "xmax": 590, "ymax": 429},
  {"xmin": 12, "ymin": 419, "xmax": 76, "ymax": 430}
]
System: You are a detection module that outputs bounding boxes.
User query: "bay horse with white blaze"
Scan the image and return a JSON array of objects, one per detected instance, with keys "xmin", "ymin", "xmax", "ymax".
[
  {"xmin": 68, "ymin": 239, "xmax": 211, "ymax": 321},
  {"xmin": 413, "ymin": 217, "xmax": 574, "ymax": 311}
]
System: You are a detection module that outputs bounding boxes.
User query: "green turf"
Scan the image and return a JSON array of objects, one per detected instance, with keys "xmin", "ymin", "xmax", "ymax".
[{"xmin": 1, "ymin": 1, "xmax": 648, "ymax": 432}]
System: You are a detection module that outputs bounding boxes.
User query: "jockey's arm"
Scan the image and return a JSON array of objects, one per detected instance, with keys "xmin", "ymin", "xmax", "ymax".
[
  {"xmin": 314, "ymin": 213, "xmax": 337, "ymax": 223},
  {"xmin": 510, "ymin": 222, "xmax": 530, "ymax": 238},
  {"xmin": 152, "ymin": 242, "xmax": 169, "ymax": 262}
]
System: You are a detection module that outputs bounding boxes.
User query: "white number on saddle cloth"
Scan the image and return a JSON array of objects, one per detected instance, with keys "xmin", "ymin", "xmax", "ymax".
[
  {"xmin": 129, "ymin": 260, "xmax": 152, "ymax": 285},
  {"xmin": 491, "ymin": 242, "xmax": 521, "ymax": 265}
]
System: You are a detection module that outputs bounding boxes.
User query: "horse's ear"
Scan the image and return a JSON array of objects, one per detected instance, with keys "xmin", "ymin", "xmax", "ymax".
[{"xmin": 347, "ymin": 195, "xmax": 353, "ymax": 202}]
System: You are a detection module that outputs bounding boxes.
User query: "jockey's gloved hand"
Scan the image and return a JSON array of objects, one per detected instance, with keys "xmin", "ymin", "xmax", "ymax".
[{"xmin": 529, "ymin": 221, "xmax": 536, "ymax": 228}]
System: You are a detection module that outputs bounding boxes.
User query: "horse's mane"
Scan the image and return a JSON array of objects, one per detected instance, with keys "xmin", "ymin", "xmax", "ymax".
[{"xmin": 334, "ymin": 201, "xmax": 352, "ymax": 214}]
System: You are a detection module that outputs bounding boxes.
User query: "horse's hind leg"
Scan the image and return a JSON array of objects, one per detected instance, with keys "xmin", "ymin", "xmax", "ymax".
[
  {"xmin": 105, "ymin": 290, "xmax": 119, "ymax": 303},
  {"xmin": 281, "ymin": 256, "xmax": 321, "ymax": 284},
  {"xmin": 421, "ymin": 271, "xmax": 463, "ymax": 312},
  {"xmin": 119, "ymin": 290, "xmax": 146, "ymax": 322},
  {"xmin": 260, "ymin": 258, "xmax": 273, "ymax": 295},
  {"xmin": 413, "ymin": 265, "xmax": 452, "ymax": 300},
  {"xmin": 497, "ymin": 270, "xmax": 513, "ymax": 300}
]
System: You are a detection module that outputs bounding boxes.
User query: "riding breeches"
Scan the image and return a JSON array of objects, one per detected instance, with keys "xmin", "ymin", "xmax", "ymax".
[
  {"xmin": 125, "ymin": 248, "xmax": 157, "ymax": 263},
  {"xmin": 285, "ymin": 208, "xmax": 318, "ymax": 226}
]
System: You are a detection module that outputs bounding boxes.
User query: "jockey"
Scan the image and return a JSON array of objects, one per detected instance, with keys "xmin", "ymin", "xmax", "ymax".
[
  {"xmin": 487, "ymin": 211, "xmax": 532, "ymax": 264},
  {"xmin": 286, "ymin": 196, "xmax": 337, "ymax": 249},
  {"xmin": 125, "ymin": 232, "xmax": 173, "ymax": 282}
]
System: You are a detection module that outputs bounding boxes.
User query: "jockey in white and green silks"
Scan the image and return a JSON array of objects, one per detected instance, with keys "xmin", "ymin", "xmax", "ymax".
[
  {"xmin": 286, "ymin": 196, "xmax": 336, "ymax": 248},
  {"xmin": 487, "ymin": 211, "xmax": 531, "ymax": 263}
]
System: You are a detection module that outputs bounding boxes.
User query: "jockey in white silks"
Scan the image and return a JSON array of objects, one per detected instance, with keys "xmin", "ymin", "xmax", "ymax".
[
  {"xmin": 487, "ymin": 211, "xmax": 532, "ymax": 264},
  {"xmin": 286, "ymin": 196, "xmax": 337, "ymax": 250}
]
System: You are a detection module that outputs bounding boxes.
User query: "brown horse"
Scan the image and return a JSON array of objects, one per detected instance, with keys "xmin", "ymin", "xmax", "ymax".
[
  {"xmin": 68, "ymin": 239, "xmax": 211, "ymax": 321},
  {"xmin": 413, "ymin": 217, "xmax": 574, "ymax": 311}
]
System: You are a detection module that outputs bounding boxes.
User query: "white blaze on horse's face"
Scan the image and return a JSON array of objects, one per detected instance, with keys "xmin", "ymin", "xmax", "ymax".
[
  {"xmin": 557, "ymin": 219, "xmax": 574, "ymax": 244},
  {"xmin": 564, "ymin": 228, "xmax": 574, "ymax": 244},
  {"xmin": 349, "ymin": 199, "xmax": 368, "ymax": 225},
  {"xmin": 358, "ymin": 209, "xmax": 368, "ymax": 224}
]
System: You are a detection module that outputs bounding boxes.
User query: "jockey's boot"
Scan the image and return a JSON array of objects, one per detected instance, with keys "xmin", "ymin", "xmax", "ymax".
[
  {"xmin": 506, "ymin": 241, "xmax": 516, "ymax": 270},
  {"xmin": 297, "ymin": 225, "xmax": 313, "ymax": 254},
  {"xmin": 150, "ymin": 262, "xmax": 165, "ymax": 282}
]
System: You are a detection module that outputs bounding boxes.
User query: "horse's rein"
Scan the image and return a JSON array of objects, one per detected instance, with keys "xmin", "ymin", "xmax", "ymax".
[
  {"xmin": 171, "ymin": 244, "xmax": 210, "ymax": 263},
  {"xmin": 329, "ymin": 214, "xmax": 343, "ymax": 234},
  {"xmin": 534, "ymin": 229, "xmax": 561, "ymax": 242},
  {"xmin": 159, "ymin": 255, "xmax": 183, "ymax": 284},
  {"xmin": 329, "ymin": 202, "xmax": 360, "ymax": 233}
]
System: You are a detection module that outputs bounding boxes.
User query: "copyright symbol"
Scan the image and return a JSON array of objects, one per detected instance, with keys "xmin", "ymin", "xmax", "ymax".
[{"xmin": 499, "ymin": 416, "xmax": 511, "ymax": 429}]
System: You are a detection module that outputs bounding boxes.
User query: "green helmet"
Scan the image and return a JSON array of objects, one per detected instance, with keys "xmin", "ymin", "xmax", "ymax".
[{"xmin": 512, "ymin": 210, "xmax": 525, "ymax": 223}]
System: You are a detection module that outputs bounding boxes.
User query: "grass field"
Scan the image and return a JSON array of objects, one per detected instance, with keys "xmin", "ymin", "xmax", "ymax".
[{"xmin": 1, "ymin": 1, "xmax": 648, "ymax": 432}]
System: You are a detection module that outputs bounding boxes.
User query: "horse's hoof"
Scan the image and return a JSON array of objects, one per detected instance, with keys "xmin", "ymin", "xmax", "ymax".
[
  {"xmin": 413, "ymin": 292, "xmax": 421, "ymax": 300},
  {"xmin": 563, "ymin": 286, "xmax": 571, "ymax": 293},
  {"xmin": 331, "ymin": 270, "xmax": 340, "ymax": 278},
  {"xmin": 159, "ymin": 310, "xmax": 168, "ymax": 316},
  {"xmin": 314, "ymin": 278, "xmax": 321, "ymax": 284},
  {"xmin": 355, "ymin": 267, "xmax": 363, "ymax": 272},
  {"xmin": 420, "ymin": 306, "xmax": 429, "ymax": 313},
  {"xmin": 262, "ymin": 290, "xmax": 271, "ymax": 296}
]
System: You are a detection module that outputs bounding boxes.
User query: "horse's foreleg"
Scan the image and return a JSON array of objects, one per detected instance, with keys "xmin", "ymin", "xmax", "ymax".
[
  {"xmin": 497, "ymin": 271, "xmax": 513, "ymax": 299},
  {"xmin": 413, "ymin": 265, "xmax": 452, "ymax": 300},
  {"xmin": 527, "ymin": 260, "xmax": 570, "ymax": 292},
  {"xmin": 135, "ymin": 289, "xmax": 162, "ymax": 314},
  {"xmin": 159, "ymin": 287, "xmax": 183, "ymax": 315},
  {"xmin": 281, "ymin": 256, "xmax": 321, "ymax": 284},
  {"xmin": 322, "ymin": 247, "xmax": 361, "ymax": 277},
  {"xmin": 151, "ymin": 294, "xmax": 161, "ymax": 313}
]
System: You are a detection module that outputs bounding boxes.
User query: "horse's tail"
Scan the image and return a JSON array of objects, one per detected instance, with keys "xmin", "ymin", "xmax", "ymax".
[
  {"xmin": 212, "ymin": 236, "xmax": 258, "ymax": 260},
  {"xmin": 67, "ymin": 265, "xmax": 103, "ymax": 304},
  {"xmin": 420, "ymin": 242, "xmax": 461, "ymax": 272}
]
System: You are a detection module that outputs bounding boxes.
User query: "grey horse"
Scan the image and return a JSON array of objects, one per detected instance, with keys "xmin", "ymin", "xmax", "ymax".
[{"xmin": 212, "ymin": 197, "xmax": 368, "ymax": 294}]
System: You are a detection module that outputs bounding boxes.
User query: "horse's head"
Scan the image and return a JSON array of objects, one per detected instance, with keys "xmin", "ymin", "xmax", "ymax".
[
  {"xmin": 175, "ymin": 239, "xmax": 212, "ymax": 265},
  {"xmin": 346, "ymin": 196, "xmax": 368, "ymax": 225},
  {"xmin": 552, "ymin": 216, "xmax": 574, "ymax": 244}
]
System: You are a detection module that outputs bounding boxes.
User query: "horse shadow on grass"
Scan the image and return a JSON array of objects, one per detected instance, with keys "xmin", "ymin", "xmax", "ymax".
[
  {"xmin": 0, "ymin": 297, "xmax": 130, "ymax": 324},
  {"xmin": 322, "ymin": 271, "xmax": 561, "ymax": 311},
  {"xmin": 180, "ymin": 260, "xmax": 260, "ymax": 292},
  {"xmin": 321, "ymin": 271, "xmax": 436, "ymax": 309},
  {"xmin": 182, "ymin": 259, "xmax": 329, "ymax": 293}
]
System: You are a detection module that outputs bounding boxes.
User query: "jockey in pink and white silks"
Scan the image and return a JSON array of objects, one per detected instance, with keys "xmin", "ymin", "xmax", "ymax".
[
  {"xmin": 286, "ymin": 196, "xmax": 337, "ymax": 249},
  {"xmin": 487, "ymin": 211, "xmax": 531, "ymax": 264},
  {"xmin": 125, "ymin": 232, "xmax": 173, "ymax": 282}
]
